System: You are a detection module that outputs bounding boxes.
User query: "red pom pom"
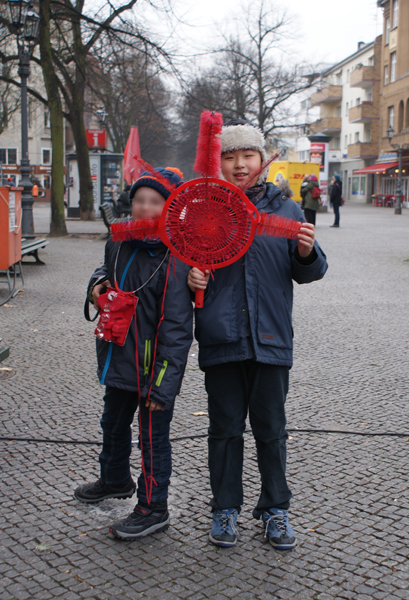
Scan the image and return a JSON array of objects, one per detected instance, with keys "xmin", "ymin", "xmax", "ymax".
[{"xmin": 193, "ymin": 111, "xmax": 223, "ymax": 178}]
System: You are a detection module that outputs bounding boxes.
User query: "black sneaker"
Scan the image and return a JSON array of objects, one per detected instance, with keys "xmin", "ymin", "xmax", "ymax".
[
  {"xmin": 110, "ymin": 501, "xmax": 170, "ymax": 539},
  {"xmin": 74, "ymin": 478, "xmax": 136, "ymax": 504}
]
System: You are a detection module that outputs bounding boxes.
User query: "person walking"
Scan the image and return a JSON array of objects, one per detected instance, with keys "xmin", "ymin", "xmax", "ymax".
[
  {"xmin": 302, "ymin": 174, "xmax": 320, "ymax": 225},
  {"xmin": 330, "ymin": 174, "xmax": 342, "ymax": 228}
]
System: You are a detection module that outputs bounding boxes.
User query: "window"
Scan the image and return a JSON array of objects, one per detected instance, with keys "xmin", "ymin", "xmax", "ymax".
[
  {"xmin": 352, "ymin": 177, "xmax": 359, "ymax": 194},
  {"xmin": 43, "ymin": 176, "xmax": 51, "ymax": 189},
  {"xmin": 388, "ymin": 105, "xmax": 395, "ymax": 128},
  {"xmin": 349, "ymin": 134, "xmax": 352, "ymax": 144},
  {"xmin": 392, "ymin": 0, "xmax": 398, "ymax": 28},
  {"xmin": 364, "ymin": 123, "xmax": 371, "ymax": 142},
  {"xmin": 336, "ymin": 72, "xmax": 342, "ymax": 85},
  {"xmin": 356, "ymin": 98, "xmax": 361, "ymax": 106},
  {"xmin": 384, "ymin": 65, "xmax": 389, "ymax": 85},
  {"xmin": 368, "ymin": 55, "xmax": 374, "ymax": 66},
  {"xmin": 355, "ymin": 132, "xmax": 360, "ymax": 143},
  {"xmin": 398, "ymin": 100, "xmax": 404, "ymax": 131},
  {"xmin": 344, "ymin": 135, "xmax": 348, "ymax": 148},
  {"xmin": 42, "ymin": 149, "xmax": 51, "ymax": 165},
  {"xmin": 366, "ymin": 89, "xmax": 373, "ymax": 102},
  {"xmin": 44, "ymin": 109, "xmax": 50, "ymax": 128},
  {"xmin": 385, "ymin": 16, "xmax": 390, "ymax": 43},
  {"xmin": 346, "ymin": 69, "xmax": 350, "ymax": 83},
  {"xmin": 390, "ymin": 52, "xmax": 397, "ymax": 83},
  {"xmin": 336, "ymin": 105, "xmax": 342, "ymax": 117},
  {"xmin": 0, "ymin": 148, "xmax": 17, "ymax": 164},
  {"xmin": 360, "ymin": 177, "xmax": 366, "ymax": 195},
  {"xmin": 345, "ymin": 102, "xmax": 349, "ymax": 116}
]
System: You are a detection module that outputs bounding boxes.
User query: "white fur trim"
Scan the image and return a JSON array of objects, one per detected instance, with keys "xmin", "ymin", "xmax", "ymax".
[{"xmin": 221, "ymin": 124, "xmax": 269, "ymax": 185}]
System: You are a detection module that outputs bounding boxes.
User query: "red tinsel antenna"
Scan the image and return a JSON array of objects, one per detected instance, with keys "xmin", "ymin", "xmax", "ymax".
[
  {"xmin": 256, "ymin": 213, "xmax": 302, "ymax": 239},
  {"xmin": 239, "ymin": 152, "xmax": 279, "ymax": 192},
  {"xmin": 131, "ymin": 156, "xmax": 177, "ymax": 193},
  {"xmin": 193, "ymin": 110, "xmax": 223, "ymax": 178},
  {"xmin": 111, "ymin": 217, "xmax": 160, "ymax": 242}
]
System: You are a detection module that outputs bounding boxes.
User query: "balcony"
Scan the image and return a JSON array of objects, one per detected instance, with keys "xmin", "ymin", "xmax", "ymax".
[
  {"xmin": 309, "ymin": 117, "xmax": 342, "ymax": 135},
  {"xmin": 310, "ymin": 85, "xmax": 343, "ymax": 107},
  {"xmin": 349, "ymin": 101, "xmax": 379, "ymax": 123},
  {"xmin": 347, "ymin": 142, "xmax": 378, "ymax": 159},
  {"xmin": 350, "ymin": 66, "xmax": 379, "ymax": 89}
]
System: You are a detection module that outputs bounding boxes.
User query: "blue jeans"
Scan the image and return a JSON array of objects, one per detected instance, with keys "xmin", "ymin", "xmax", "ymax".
[
  {"xmin": 333, "ymin": 203, "xmax": 340, "ymax": 225},
  {"xmin": 99, "ymin": 386, "xmax": 174, "ymax": 502},
  {"xmin": 205, "ymin": 360, "xmax": 292, "ymax": 518}
]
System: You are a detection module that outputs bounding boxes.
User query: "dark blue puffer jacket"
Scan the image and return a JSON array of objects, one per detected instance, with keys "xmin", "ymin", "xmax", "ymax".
[
  {"xmin": 87, "ymin": 239, "xmax": 193, "ymax": 410},
  {"xmin": 195, "ymin": 182, "xmax": 328, "ymax": 369}
]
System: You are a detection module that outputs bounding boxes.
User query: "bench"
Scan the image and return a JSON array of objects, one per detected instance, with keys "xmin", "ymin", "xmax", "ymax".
[
  {"xmin": 0, "ymin": 338, "xmax": 9, "ymax": 364},
  {"xmin": 21, "ymin": 237, "xmax": 49, "ymax": 265},
  {"xmin": 100, "ymin": 202, "xmax": 127, "ymax": 233}
]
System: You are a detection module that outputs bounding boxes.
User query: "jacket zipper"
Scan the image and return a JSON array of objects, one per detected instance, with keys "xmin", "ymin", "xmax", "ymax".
[
  {"xmin": 144, "ymin": 340, "xmax": 151, "ymax": 375},
  {"xmin": 155, "ymin": 360, "xmax": 168, "ymax": 386}
]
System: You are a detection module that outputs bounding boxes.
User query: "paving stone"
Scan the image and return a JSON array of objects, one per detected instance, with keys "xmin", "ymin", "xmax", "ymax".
[{"xmin": 1, "ymin": 204, "xmax": 409, "ymax": 598}]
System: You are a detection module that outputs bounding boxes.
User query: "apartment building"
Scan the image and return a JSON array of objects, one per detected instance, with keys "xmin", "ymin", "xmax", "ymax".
[
  {"xmin": 298, "ymin": 39, "xmax": 381, "ymax": 203},
  {"xmin": 373, "ymin": 0, "xmax": 409, "ymax": 201}
]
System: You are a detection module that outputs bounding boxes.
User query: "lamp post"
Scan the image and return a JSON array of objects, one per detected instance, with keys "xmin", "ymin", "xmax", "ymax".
[
  {"xmin": 7, "ymin": 0, "xmax": 40, "ymax": 237},
  {"xmin": 387, "ymin": 125, "xmax": 409, "ymax": 215}
]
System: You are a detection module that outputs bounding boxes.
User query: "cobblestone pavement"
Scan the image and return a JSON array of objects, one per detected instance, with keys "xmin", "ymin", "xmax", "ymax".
[{"xmin": 1, "ymin": 204, "xmax": 409, "ymax": 600}]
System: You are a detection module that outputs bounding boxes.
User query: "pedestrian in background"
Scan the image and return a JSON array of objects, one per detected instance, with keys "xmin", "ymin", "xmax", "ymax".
[
  {"xmin": 117, "ymin": 183, "xmax": 132, "ymax": 216},
  {"xmin": 300, "ymin": 174, "xmax": 310, "ymax": 211},
  {"xmin": 303, "ymin": 174, "xmax": 320, "ymax": 225},
  {"xmin": 330, "ymin": 174, "xmax": 342, "ymax": 228},
  {"xmin": 277, "ymin": 178, "xmax": 294, "ymax": 199}
]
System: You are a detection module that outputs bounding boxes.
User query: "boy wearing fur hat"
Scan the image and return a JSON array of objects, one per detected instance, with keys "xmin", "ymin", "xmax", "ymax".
[
  {"xmin": 75, "ymin": 167, "xmax": 193, "ymax": 540},
  {"xmin": 188, "ymin": 119, "xmax": 328, "ymax": 550}
]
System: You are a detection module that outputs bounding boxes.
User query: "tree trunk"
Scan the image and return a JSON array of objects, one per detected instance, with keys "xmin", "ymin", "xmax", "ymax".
[
  {"xmin": 38, "ymin": 0, "xmax": 68, "ymax": 236},
  {"xmin": 68, "ymin": 102, "xmax": 95, "ymax": 220}
]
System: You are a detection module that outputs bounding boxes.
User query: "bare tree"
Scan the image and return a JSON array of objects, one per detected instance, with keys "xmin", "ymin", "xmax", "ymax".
[
  {"xmin": 217, "ymin": 0, "xmax": 314, "ymax": 135},
  {"xmin": 88, "ymin": 39, "xmax": 173, "ymax": 166}
]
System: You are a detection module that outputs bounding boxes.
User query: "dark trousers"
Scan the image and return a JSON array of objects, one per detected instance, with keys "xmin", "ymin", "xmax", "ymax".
[
  {"xmin": 99, "ymin": 386, "xmax": 174, "ymax": 502},
  {"xmin": 304, "ymin": 208, "xmax": 316, "ymax": 225},
  {"xmin": 333, "ymin": 203, "xmax": 340, "ymax": 225},
  {"xmin": 205, "ymin": 360, "xmax": 292, "ymax": 518}
]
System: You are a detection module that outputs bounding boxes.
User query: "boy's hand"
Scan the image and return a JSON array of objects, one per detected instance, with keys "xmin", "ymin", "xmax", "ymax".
[
  {"xmin": 145, "ymin": 399, "xmax": 165, "ymax": 412},
  {"xmin": 92, "ymin": 280, "xmax": 111, "ymax": 307},
  {"xmin": 297, "ymin": 223, "xmax": 315, "ymax": 258},
  {"xmin": 188, "ymin": 268, "xmax": 210, "ymax": 292}
]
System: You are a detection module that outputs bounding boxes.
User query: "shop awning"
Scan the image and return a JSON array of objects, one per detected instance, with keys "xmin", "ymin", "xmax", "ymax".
[{"xmin": 353, "ymin": 161, "xmax": 399, "ymax": 175}]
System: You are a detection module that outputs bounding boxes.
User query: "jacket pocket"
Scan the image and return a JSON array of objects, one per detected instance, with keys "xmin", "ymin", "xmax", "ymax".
[
  {"xmin": 257, "ymin": 286, "xmax": 293, "ymax": 349},
  {"xmin": 195, "ymin": 284, "xmax": 239, "ymax": 346}
]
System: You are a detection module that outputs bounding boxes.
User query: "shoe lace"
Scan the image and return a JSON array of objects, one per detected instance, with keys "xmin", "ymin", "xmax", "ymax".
[
  {"xmin": 264, "ymin": 513, "xmax": 286, "ymax": 538},
  {"xmin": 219, "ymin": 512, "xmax": 237, "ymax": 535}
]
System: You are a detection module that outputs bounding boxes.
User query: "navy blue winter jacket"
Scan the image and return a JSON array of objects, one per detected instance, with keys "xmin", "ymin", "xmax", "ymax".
[
  {"xmin": 195, "ymin": 182, "xmax": 328, "ymax": 369},
  {"xmin": 88, "ymin": 240, "xmax": 193, "ymax": 410}
]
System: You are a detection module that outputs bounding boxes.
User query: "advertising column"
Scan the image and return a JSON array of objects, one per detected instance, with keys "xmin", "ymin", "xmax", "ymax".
[{"xmin": 308, "ymin": 134, "xmax": 330, "ymax": 208}]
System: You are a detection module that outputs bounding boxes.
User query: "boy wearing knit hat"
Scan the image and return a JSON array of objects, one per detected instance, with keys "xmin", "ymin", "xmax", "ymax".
[
  {"xmin": 188, "ymin": 120, "xmax": 328, "ymax": 550},
  {"xmin": 75, "ymin": 167, "xmax": 193, "ymax": 540}
]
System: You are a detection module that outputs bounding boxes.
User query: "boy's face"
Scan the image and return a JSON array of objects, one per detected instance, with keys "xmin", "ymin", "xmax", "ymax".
[
  {"xmin": 221, "ymin": 149, "xmax": 262, "ymax": 187},
  {"xmin": 132, "ymin": 186, "xmax": 166, "ymax": 219}
]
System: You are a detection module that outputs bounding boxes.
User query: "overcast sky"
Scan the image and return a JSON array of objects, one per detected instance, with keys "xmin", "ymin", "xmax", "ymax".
[{"xmin": 167, "ymin": 0, "xmax": 383, "ymax": 67}]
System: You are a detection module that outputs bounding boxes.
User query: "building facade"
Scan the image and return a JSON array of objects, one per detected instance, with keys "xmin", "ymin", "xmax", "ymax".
[
  {"xmin": 374, "ymin": 0, "xmax": 409, "ymax": 202},
  {"xmin": 297, "ymin": 39, "xmax": 381, "ymax": 203}
]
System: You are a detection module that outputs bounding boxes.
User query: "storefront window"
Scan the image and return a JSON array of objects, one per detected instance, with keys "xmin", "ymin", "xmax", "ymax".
[
  {"xmin": 352, "ymin": 177, "xmax": 359, "ymax": 194},
  {"xmin": 360, "ymin": 177, "xmax": 366, "ymax": 195}
]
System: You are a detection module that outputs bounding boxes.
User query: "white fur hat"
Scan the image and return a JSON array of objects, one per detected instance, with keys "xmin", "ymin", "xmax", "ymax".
[{"xmin": 221, "ymin": 119, "xmax": 268, "ymax": 184}]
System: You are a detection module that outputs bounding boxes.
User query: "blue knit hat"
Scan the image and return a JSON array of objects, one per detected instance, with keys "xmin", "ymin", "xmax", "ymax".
[
  {"xmin": 129, "ymin": 167, "xmax": 184, "ymax": 201},
  {"xmin": 334, "ymin": 174, "xmax": 341, "ymax": 181}
]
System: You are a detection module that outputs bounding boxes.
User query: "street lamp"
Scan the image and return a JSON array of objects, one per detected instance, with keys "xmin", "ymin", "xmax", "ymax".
[
  {"xmin": 96, "ymin": 106, "xmax": 107, "ymax": 126},
  {"xmin": 7, "ymin": 0, "xmax": 40, "ymax": 237},
  {"xmin": 387, "ymin": 125, "xmax": 409, "ymax": 215}
]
